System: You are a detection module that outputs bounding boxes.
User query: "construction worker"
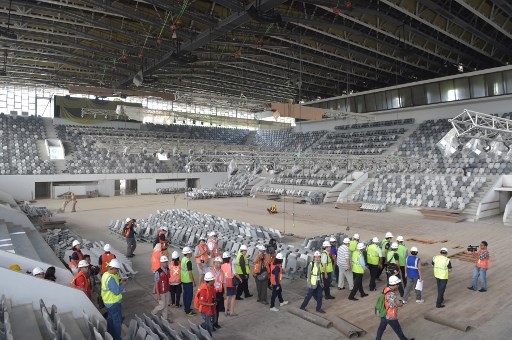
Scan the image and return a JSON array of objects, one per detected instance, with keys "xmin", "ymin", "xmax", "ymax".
[
  {"xmin": 235, "ymin": 244, "xmax": 252, "ymax": 300},
  {"xmin": 207, "ymin": 231, "xmax": 220, "ymax": 267},
  {"xmin": 195, "ymin": 237, "xmax": 210, "ymax": 284},
  {"xmin": 211, "ymin": 257, "xmax": 224, "ymax": 330},
  {"xmin": 329, "ymin": 236, "xmax": 338, "ymax": 285},
  {"xmin": 386, "ymin": 242, "xmax": 404, "ymax": 297},
  {"xmin": 337, "ymin": 237, "xmax": 353, "ymax": 291},
  {"xmin": 221, "ymin": 252, "xmax": 241, "ymax": 316},
  {"xmin": 99, "ymin": 244, "xmax": 116, "ymax": 275},
  {"xmin": 151, "ymin": 255, "xmax": 170, "ymax": 320},
  {"xmin": 321, "ymin": 241, "xmax": 335, "ymax": 299},
  {"xmin": 151, "ymin": 243, "xmax": 163, "ymax": 272},
  {"xmin": 300, "ymin": 251, "xmax": 325, "ymax": 313},
  {"xmin": 70, "ymin": 192, "xmax": 77, "ymax": 212},
  {"xmin": 157, "ymin": 227, "xmax": 169, "ymax": 257},
  {"xmin": 468, "ymin": 241, "xmax": 490, "ymax": 292},
  {"xmin": 378, "ymin": 232, "xmax": 393, "ymax": 280},
  {"xmin": 432, "ymin": 247, "xmax": 452, "ymax": 308},
  {"xmin": 71, "ymin": 260, "xmax": 91, "ymax": 299},
  {"xmin": 375, "ymin": 275, "xmax": 413, "ymax": 340},
  {"xmin": 169, "ymin": 251, "xmax": 182, "ymax": 308},
  {"xmin": 403, "ymin": 247, "xmax": 423, "ymax": 304},
  {"xmin": 366, "ymin": 237, "xmax": 383, "ymax": 291},
  {"xmin": 269, "ymin": 253, "xmax": 288, "ymax": 312},
  {"xmin": 32, "ymin": 267, "xmax": 45, "ymax": 278},
  {"xmin": 181, "ymin": 246, "xmax": 196, "ymax": 315},
  {"xmin": 69, "ymin": 239, "xmax": 84, "ymax": 275},
  {"xmin": 267, "ymin": 204, "xmax": 277, "ymax": 214},
  {"xmin": 348, "ymin": 233, "xmax": 359, "ymax": 252},
  {"xmin": 198, "ymin": 272, "xmax": 217, "ymax": 336},
  {"xmin": 396, "ymin": 236, "xmax": 408, "ymax": 287},
  {"xmin": 253, "ymin": 245, "xmax": 271, "ymax": 305},
  {"xmin": 101, "ymin": 258, "xmax": 126, "ymax": 340},
  {"xmin": 123, "ymin": 218, "xmax": 137, "ymax": 258},
  {"xmin": 348, "ymin": 243, "xmax": 368, "ymax": 301}
]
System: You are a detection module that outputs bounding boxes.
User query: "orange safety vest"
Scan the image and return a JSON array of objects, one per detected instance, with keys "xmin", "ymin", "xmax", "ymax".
[
  {"xmin": 270, "ymin": 263, "xmax": 283, "ymax": 285},
  {"xmin": 156, "ymin": 267, "xmax": 170, "ymax": 294},
  {"xmin": 476, "ymin": 250, "xmax": 490, "ymax": 269},
  {"xmin": 195, "ymin": 243, "xmax": 209, "ymax": 264},
  {"xmin": 169, "ymin": 262, "xmax": 181, "ymax": 284},
  {"xmin": 221, "ymin": 263, "xmax": 234, "ymax": 288},
  {"xmin": 253, "ymin": 255, "xmax": 271, "ymax": 275},
  {"xmin": 100, "ymin": 253, "xmax": 116, "ymax": 275},
  {"xmin": 383, "ymin": 286, "xmax": 397, "ymax": 319},
  {"xmin": 158, "ymin": 231, "xmax": 168, "ymax": 250},
  {"xmin": 196, "ymin": 283, "xmax": 215, "ymax": 315},
  {"xmin": 207, "ymin": 238, "xmax": 219, "ymax": 258},
  {"xmin": 69, "ymin": 249, "xmax": 84, "ymax": 268},
  {"xmin": 151, "ymin": 250, "xmax": 162, "ymax": 272},
  {"xmin": 211, "ymin": 267, "xmax": 224, "ymax": 293},
  {"xmin": 70, "ymin": 271, "xmax": 91, "ymax": 299}
]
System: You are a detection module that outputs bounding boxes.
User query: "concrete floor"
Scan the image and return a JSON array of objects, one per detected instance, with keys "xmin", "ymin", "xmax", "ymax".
[{"xmin": 38, "ymin": 195, "xmax": 512, "ymax": 340}]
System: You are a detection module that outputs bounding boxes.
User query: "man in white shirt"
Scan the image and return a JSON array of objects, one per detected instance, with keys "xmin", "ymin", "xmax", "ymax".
[{"xmin": 337, "ymin": 238, "xmax": 353, "ymax": 290}]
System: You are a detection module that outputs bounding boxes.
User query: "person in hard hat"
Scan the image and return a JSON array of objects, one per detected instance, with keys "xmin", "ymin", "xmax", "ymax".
[
  {"xmin": 9, "ymin": 264, "xmax": 22, "ymax": 272},
  {"xmin": 69, "ymin": 239, "xmax": 84, "ymax": 275},
  {"xmin": 432, "ymin": 247, "xmax": 452, "ymax": 308},
  {"xmin": 329, "ymin": 236, "xmax": 338, "ymax": 285},
  {"xmin": 195, "ymin": 237, "xmax": 211, "ymax": 284},
  {"xmin": 151, "ymin": 243, "xmax": 163, "ymax": 272},
  {"xmin": 386, "ymin": 242, "xmax": 404, "ymax": 297},
  {"xmin": 321, "ymin": 240, "xmax": 335, "ymax": 299},
  {"xmin": 181, "ymin": 246, "xmax": 196, "ymax": 315},
  {"xmin": 253, "ymin": 245, "xmax": 271, "ymax": 305},
  {"xmin": 211, "ymin": 257, "xmax": 224, "ymax": 330},
  {"xmin": 207, "ymin": 231, "xmax": 220, "ymax": 267},
  {"xmin": 468, "ymin": 241, "xmax": 490, "ymax": 292},
  {"xmin": 269, "ymin": 253, "xmax": 288, "ymax": 312},
  {"xmin": 375, "ymin": 275, "xmax": 413, "ymax": 340},
  {"xmin": 123, "ymin": 218, "xmax": 137, "ymax": 258},
  {"xmin": 83, "ymin": 254, "xmax": 99, "ymax": 291},
  {"xmin": 32, "ymin": 267, "xmax": 45, "ymax": 278},
  {"xmin": 366, "ymin": 237, "xmax": 383, "ymax": 292},
  {"xmin": 337, "ymin": 237, "xmax": 353, "ymax": 291},
  {"xmin": 221, "ymin": 252, "xmax": 241, "ymax": 316},
  {"xmin": 169, "ymin": 251, "xmax": 182, "ymax": 308},
  {"xmin": 403, "ymin": 247, "xmax": 423, "ymax": 304},
  {"xmin": 151, "ymin": 255, "xmax": 170, "ymax": 320},
  {"xmin": 396, "ymin": 236, "xmax": 408, "ymax": 288},
  {"xmin": 99, "ymin": 244, "xmax": 117, "ymax": 275},
  {"xmin": 198, "ymin": 272, "xmax": 217, "ymax": 336},
  {"xmin": 235, "ymin": 244, "xmax": 253, "ymax": 300},
  {"xmin": 70, "ymin": 260, "xmax": 91, "ymax": 299},
  {"xmin": 155, "ymin": 226, "xmax": 169, "ymax": 257},
  {"xmin": 101, "ymin": 258, "xmax": 126, "ymax": 340},
  {"xmin": 70, "ymin": 192, "xmax": 77, "ymax": 212},
  {"xmin": 44, "ymin": 266, "xmax": 57, "ymax": 282},
  {"xmin": 300, "ymin": 251, "xmax": 325, "ymax": 313},
  {"xmin": 267, "ymin": 203, "xmax": 277, "ymax": 214},
  {"xmin": 348, "ymin": 243, "xmax": 368, "ymax": 301},
  {"xmin": 378, "ymin": 232, "xmax": 393, "ymax": 280},
  {"xmin": 349, "ymin": 234, "xmax": 359, "ymax": 252}
]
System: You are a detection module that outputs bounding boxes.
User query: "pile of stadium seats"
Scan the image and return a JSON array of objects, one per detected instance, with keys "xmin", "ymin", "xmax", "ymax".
[
  {"xmin": 253, "ymin": 186, "xmax": 326, "ymax": 204},
  {"xmin": 252, "ymin": 129, "xmax": 325, "ymax": 151},
  {"xmin": 334, "ymin": 118, "xmax": 414, "ymax": 130},
  {"xmin": 216, "ymin": 172, "xmax": 259, "ymax": 190},
  {"xmin": 144, "ymin": 123, "xmax": 249, "ymax": 145},
  {"xmin": 185, "ymin": 188, "xmax": 245, "ymax": 199}
]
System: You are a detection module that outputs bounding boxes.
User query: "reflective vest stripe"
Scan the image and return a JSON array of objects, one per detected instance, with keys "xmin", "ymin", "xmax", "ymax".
[
  {"xmin": 181, "ymin": 257, "xmax": 192, "ymax": 283},
  {"xmin": 211, "ymin": 267, "xmax": 223, "ymax": 292},
  {"xmin": 433, "ymin": 256, "xmax": 449, "ymax": 279},
  {"xmin": 169, "ymin": 263, "xmax": 181, "ymax": 284},
  {"xmin": 101, "ymin": 272, "xmax": 122, "ymax": 304},
  {"xmin": 310, "ymin": 262, "xmax": 322, "ymax": 286},
  {"xmin": 100, "ymin": 253, "xmax": 116, "ymax": 275},
  {"xmin": 235, "ymin": 252, "xmax": 250, "ymax": 275},
  {"xmin": 352, "ymin": 250, "xmax": 364, "ymax": 274},
  {"xmin": 221, "ymin": 263, "xmax": 234, "ymax": 288},
  {"xmin": 406, "ymin": 258, "xmax": 419, "ymax": 269},
  {"xmin": 196, "ymin": 243, "xmax": 209, "ymax": 263}
]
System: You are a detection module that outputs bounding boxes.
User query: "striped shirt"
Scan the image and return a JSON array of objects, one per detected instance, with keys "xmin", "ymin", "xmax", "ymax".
[{"xmin": 337, "ymin": 245, "xmax": 350, "ymax": 269}]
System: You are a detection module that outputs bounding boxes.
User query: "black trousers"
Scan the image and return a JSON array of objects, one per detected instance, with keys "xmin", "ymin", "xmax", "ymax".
[
  {"xmin": 169, "ymin": 284, "xmax": 182, "ymax": 306},
  {"xmin": 236, "ymin": 276, "xmax": 251, "ymax": 298},
  {"xmin": 368, "ymin": 264, "xmax": 379, "ymax": 291},
  {"xmin": 436, "ymin": 278, "xmax": 448, "ymax": 307},
  {"xmin": 323, "ymin": 272, "xmax": 333, "ymax": 298},
  {"xmin": 400, "ymin": 266, "xmax": 407, "ymax": 287},
  {"xmin": 214, "ymin": 292, "xmax": 224, "ymax": 325},
  {"xmin": 348, "ymin": 272, "xmax": 365, "ymax": 298},
  {"xmin": 334, "ymin": 265, "xmax": 339, "ymax": 283}
]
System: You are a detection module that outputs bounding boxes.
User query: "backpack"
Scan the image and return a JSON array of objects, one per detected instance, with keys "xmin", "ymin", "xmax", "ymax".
[
  {"xmin": 194, "ymin": 284, "xmax": 207, "ymax": 310},
  {"xmin": 375, "ymin": 291, "xmax": 390, "ymax": 317},
  {"xmin": 386, "ymin": 262, "xmax": 400, "ymax": 276}
]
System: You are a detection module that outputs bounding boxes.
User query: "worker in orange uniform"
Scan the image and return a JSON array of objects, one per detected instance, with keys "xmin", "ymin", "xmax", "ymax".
[
  {"xmin": 197, "ymin": 272, "xmax": 217, "ymax": 336},
  {"xmin": 99, "ymin": 244, "xmax": 116, "ymax": 275},
  {"xmin": 151, "ymin": 243, "xmax": 163, "ymax": 272},
  {"xmin": 155, "ymin": 226, "xmax": 169, "ymax": 257},
  {"xmin": 269, "ymin": 253, "xmax": 288, "ymax": 312},
  {"xmin": 70, "ymin": 260, "xmax": 91, "ymax": 299},
  {"xmin": 195, "ymin": 237, "xmax": 210, "ymax": 284},
  {"xmin": 69, "ymin": 239, "xmax": 84, "ymax": 275},
  {"xmin": 151, "ymin": 255, "xmax": 170, "ymax": 320},
  {"xmin": 207, "ymin": 231, "xmax": 220, "ymax": 267},
  {"xmin": 221, "ymin": 252, "xmax": 241, "ymax": 316},
  {"xmin": 169, "ymin": 251, "xmax": 182, "ymax": 308},
  {"xmin": 211, "ymin": 256, "xmax": 224, "ymax": 330},
  {"xmin": 468, "ymin": 241, "xmax": 490, "ymax": 292},
  {"xmin": 253, "ymin": 245, "xmax": 271, "ymax": 305}
]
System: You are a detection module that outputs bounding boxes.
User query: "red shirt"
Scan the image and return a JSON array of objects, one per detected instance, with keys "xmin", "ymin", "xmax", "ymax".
[
  {"xmin": 198, "ymin": 283, "xmax": 216, "ymax": 316},
  {"xmin": 73, "ymin": 271, "xmax": 91, "ymax": 299}
]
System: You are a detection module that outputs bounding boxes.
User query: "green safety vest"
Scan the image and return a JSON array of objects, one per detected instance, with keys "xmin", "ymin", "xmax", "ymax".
[
  {"xmin": 387, "ymin": 250, "xmax": 400, "ymax": 264},
  {"xmin": 181, "ymin": 256, "xmax": 192, "ymax": 283},
  {"xmin": 433, "ymin": 255, "xmax": 450, "ymax": 280},
  {"xmin": 381, "ymin": 240, "xmax": 390, "ymax": 255},
  {"xmin": 101, "ymin": 272, "xmax": 122, "ymax": 305},
  {"xmin": 235, "ymin": 252, "xmax": 250, "ymax": 275},
  {"xmin": 351, "ymin": 250, "xmax": 364, "ymax": 274},
  {"xmin": 322, "ymin": 250, "xmax": 333, "ymax": 273},
  {"xmin": 366, "ymin": 244, "xmax": 380, "ymax": 265},
  {"xmin": 348, "ymin": 240, "xmax": 357, "ymax": 252},
  {"xmin": 309, "ymin": 262, "xmax": 323, "ymax": 286},
  {"xmin": 397, "ymin": 244, "xmax": 407, "ymax": 266}
]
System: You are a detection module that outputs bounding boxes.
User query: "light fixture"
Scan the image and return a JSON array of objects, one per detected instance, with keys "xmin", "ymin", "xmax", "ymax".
[{"xmin": 436, "ymin": 128, "xmax": 459, "ymax": 157}]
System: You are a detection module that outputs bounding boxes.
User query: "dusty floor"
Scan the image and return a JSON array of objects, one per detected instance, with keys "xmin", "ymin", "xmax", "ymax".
[{"xmin": 38, "ymin": 194, "xmax": 512, "ymax": 340}]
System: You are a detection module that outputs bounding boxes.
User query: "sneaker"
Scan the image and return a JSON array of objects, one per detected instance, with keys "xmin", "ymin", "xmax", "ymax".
[
  {"xmin": 416, "ymin": 299, "xmax": 424, "ymax": 304},
  {"xmin": 316, "ymin": 309, "xmax": 326, "ymax": 314},
  {"xmin": 186, "ymin": 311, "xmax": 197, "ymax": 316},
  {"xmin": 467, "ymin": 287, "xmax": 476, "ymax": 291},
  {"xmin": 402, "ymin": 300, "xmax": 408, "ymax": 304},
  {"xmin": 337, "ymin": 287, "xmax": 345, "ymax": 290},
  {"xmin": 281, "ymin": 301, "xmax": 289, "ymax": 306},
  {"xmin": 270, "ymin": 307, "xmax": 279, "ymax": 312},
  {"xmin": 478, "ymin": 289, "xmax": 487, "ymax": 292}
]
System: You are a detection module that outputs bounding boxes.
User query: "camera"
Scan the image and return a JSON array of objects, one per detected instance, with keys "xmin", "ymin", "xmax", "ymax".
[
  {"xmin": 265, "ymin": 244, "xmax": 275, "ymax": 255},
  {"xmin": 467, "ymin": 245, "xmax": 478, "ymax": 252}
]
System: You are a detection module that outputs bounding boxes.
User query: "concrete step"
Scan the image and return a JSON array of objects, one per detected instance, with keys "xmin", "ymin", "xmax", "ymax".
[
  {"xmin": 52, "ymin": 159, "xmax": 67, "ymax": 173},
  {"xmin": 0, "ymin": 221, "xmax": 15, "ymax": 253},
  {"xmin": 36, "ymin": 140, "xmax": 50, "ymax": 161},
  {"xmin": 10, "ymin": 304, "xmax": 44, "ymax": 340},
  {"xmin": 58, "ymin": 312, "xmax": 87, "ymax": 339},
  {"xmin": 5, "ymin": 222, "xmax": 41, "ymax": 260},
  {"xmin": 42, "ymin": 117, "xmax": 58, "ymax": 138}
]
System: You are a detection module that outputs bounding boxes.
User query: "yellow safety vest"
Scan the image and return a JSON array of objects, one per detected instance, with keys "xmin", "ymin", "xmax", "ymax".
[
  {"xmin": 322, "ymin": 250, "xmax": 333, "ymax": 273},
  {"xmin": 397, "ymin": 244, "xmax": 407, "ymax": 266},
  {"xmin": 101, "ymin": 272, "xmax": 122, "ymax": 305},
  {"xmin": 181, "ymin": 257, "xmax": 192, "ymax": 283},
  {"xmin": 381, "ymin": 240, "xmax": 389, "ymax": 255},
  {"xmin": 235, "ymin": 252, "xmax": 250, "ymax": 275},
  {"xmin": 433, "ymin": 255, "xmax": 450, "ymax": 279},
  {"xmin": 309, "ymin": 262, "xmax": 323, "ymax": 286},
  {"xmin": 387, "ymin": 251, "xmax": 400, "ymax": 264},
  {"xmin": 348, "ymin": 240, "xmax": 357, "ymax": 252},
  {"xmin": 366, "ymin": 244, "xmax": 380, "ymax": 265},
  {"xmin": 352, "ymin": 250, "xmax": 364, "ymax": 274}
]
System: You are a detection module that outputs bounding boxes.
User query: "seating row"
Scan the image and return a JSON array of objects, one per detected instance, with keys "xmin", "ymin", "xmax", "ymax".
[{"xmin": 334, "ymin": 118, "xmax": 414, "ymax": 130}]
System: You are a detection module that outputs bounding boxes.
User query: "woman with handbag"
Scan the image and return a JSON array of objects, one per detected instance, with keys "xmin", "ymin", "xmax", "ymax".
[
  {"xmin": 221, "ymin": 252, "xmax": 242, "ymax": 316},
  {"xmin": 253, "ymin": 245, "xmax": 271, "ymax": 305}
]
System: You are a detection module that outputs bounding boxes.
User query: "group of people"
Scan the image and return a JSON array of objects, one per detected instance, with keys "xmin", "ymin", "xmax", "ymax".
[{"xmin": 8, "ymin": 263, "xmax": 57, "ymax": 281}]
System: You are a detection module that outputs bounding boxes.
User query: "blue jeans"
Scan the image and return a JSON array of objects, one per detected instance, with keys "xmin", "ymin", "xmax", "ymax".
[
  {"xmin": 300, "ymin": 284, "xmax": 323, "ymax": 311},
  {"xmin": 375, "ymin": 317, "xmax": 408, "ymax": 340},
  {"xmin": 436, "ymin": 278, "xmax": 448, "ymax": 307},
  {"xmin": 183, "ymin": 282, "xmax": 193, "ymax": 313},
  {"xmin": 270, "ymin": 284, "xmax": 284, "ymax": 308},
  {"xmin": 201, "ymin": 312, "xmax": 213, "ymax": 336},
  {"xmin": 472, "ymin": 267, "xmax": 487, "ymax": 290},
  {"xmin": 106, "ymin": 302, "xmax": 122, "ymax": 340}
]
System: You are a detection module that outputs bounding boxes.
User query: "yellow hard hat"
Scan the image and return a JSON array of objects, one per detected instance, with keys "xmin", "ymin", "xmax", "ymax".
[{"xmin": 9, "ymin": 264, "xmax": 22, "ymax": 272}]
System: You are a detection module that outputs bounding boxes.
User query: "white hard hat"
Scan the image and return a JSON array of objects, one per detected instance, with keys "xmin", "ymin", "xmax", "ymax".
[
  {"xmin": 240, "ymin": 245, "xmax": 248, "ymax": 251},
  {"xmin": 32, "ymin": 267, "xmax": 44, "ymax": 276},
  {"xmin": 410, "ymin": 247, "xmax": 418, "ymax": 252},
  {"xmin": 214, "ymin": 256, "xmax": 223, "ymax": 263},
  {"xmin": 391, "ymin": 242, "xmax": 399, "ymax": 249},
  {"xmin": 372, "ymin": 237, "xmax": 379, "ymax": 243},
  {"xmin": 72, "ymin": 240, "xmax": 81, "ymax": 248},
  {"xmin": 353, "ymin": 233, "xmax": 360, "ymax": 240},
  {"xmin": 313, "ymin": 251, "xmax": 321, "ymax": 257},
  {"xmin": 275, "ymin": 253, "xmax": 284, "ymax": 260},
  {"xmin": 322, "ymin": 241, "xmax": 331, "ymax": 248},
  {"xmin": 329, "ymin": 236, "xmax": 336, "ymax": 242},
  {"xmin": 222, "ymin": 251, "xmax": 231, "ymax": 259},
  {"xmin": 258, "ymin": 245, "xmax": 266, "ymax": 251},
  {"xmin": 161, "ymin": 226, "xmax": 168, "ymax": 232},
  {"xmin": 171, "ymin": 251, "xmax": 179, "ymax": 259},
  {"xmin": 356, "ymin": 242, "xmax": 365, "ymax": 250},
  {"xmin": 78, "ymin": 260, "xmax": 89, "ymax": 268},
  {"xmin": 182, "ymin": 246, "xmax": 192, "ymax": 254},
  {"xmin": 343, "ymin": 237, "xmax": 350, "ymax": 244},
  {"xmin": 440, "ymin": 247, "xmax": 448, "ymax": 253},
  {"xmin": 160, "ymin": 256, "xmax": 169, "ymax": 262},
  {"xmin": 204, "ymin": 272, "xmax": 215, "ymax": 281},
  {"xmin": 103, "ymin": 244, "xmax": 112, "ymax": 252},
  {"xmin": 209, "ymin": 231, "xmax": 217, "ymax": 237},
  {"xmin": 125, "ymin": 217, "xmax": 132, "ymax": 223},
  {"xmin": 109, "ymin": 259, "xmax": 122, "ymax": 269},
  {"xmin": 397, "ymin": 236, "xmax": 404, "ymax": 242},
  {"xmin": 385, "ymin": 232, "xmax": 393, "ymax": 238},
  {"xmin": 388, "ymin": 275, "xmax": 401, "ymax": 285}
]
